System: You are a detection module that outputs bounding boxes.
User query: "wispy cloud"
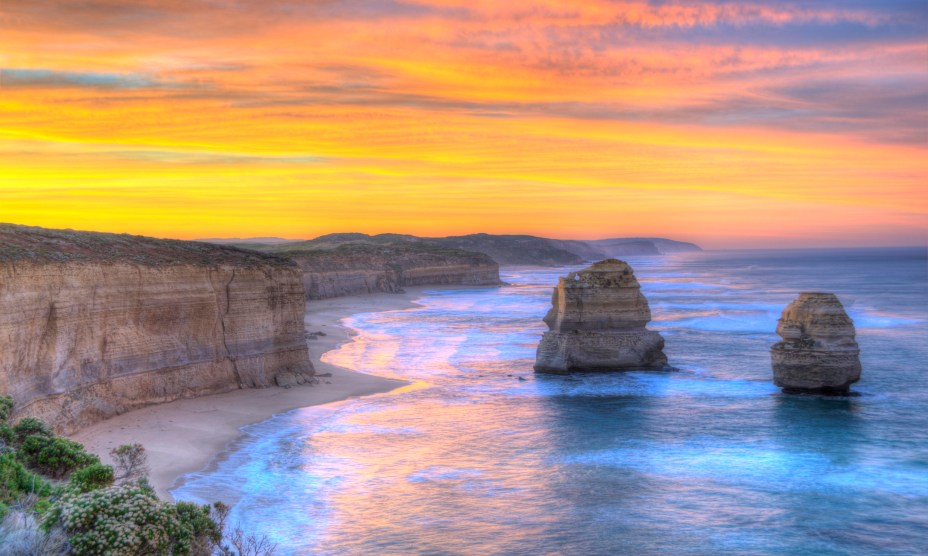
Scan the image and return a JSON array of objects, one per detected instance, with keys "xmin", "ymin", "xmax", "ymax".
[{"xmin": 0, "ymin": 69, "xmax": 168, "ymax": 89}]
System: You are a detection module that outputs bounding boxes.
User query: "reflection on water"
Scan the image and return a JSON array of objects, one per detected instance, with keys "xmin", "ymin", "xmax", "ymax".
[{"xmin": 174, "ymin": 248, "xmax": 928, "ymax": 555}]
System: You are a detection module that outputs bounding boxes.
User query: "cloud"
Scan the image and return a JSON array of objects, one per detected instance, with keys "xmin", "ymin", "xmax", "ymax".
[
  {"xmin": 105, "ymin": 149, "xmax": 325, "ymax": 165},
  {"xmin": 280, "ymin": 0, "xmax": 465, "ymax": 20},
  {"xmin": 2, "ymin": 0, "xmax": 926, "ymax": 148},
  {"xmin": 762, "ymin": 76, "xmax": 928, "ymax": 144},
  {"xmin": 0, "ymin": 69, "xmax": 167, "ymax": 89}
]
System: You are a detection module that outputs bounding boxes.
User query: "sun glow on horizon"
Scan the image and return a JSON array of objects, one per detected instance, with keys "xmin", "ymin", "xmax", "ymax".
[{"xmin": 1, "ymin": 0, "xmax": 926, "ymax": 249}]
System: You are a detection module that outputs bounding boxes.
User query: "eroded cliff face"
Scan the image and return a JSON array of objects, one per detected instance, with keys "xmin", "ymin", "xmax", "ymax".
[
  {"xmin": 0, "ymin": 225, "xmax": 313, "ymax": 433},
  {"xmin": 771, "ymin": 292, "xmax": 861, "ymax": 394},
  {"xmin": 534, "ymin": 259, "xmax": 668, "ymax": 373},
  {"xmin": 289, "ymin": 245, "xmax": 501, "ymax": 300}
]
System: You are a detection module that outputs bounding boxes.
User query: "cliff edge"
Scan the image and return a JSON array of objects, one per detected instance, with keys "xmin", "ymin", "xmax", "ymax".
[
  {"xmin": 0, "ymin": 224, "xmax": 314, "ymax": 433},
  {"xmin": 234, "ymin": 235, "xmax": 502, "ymax": 300}
]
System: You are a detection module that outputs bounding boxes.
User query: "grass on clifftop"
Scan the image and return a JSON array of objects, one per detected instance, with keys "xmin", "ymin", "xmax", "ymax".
[
  {"xmin": 0, "ymin": 224, "xmax": 295, "ymax": 267},
  {"xmin": 228, "ymin": 234, "xmax": 499, "ymax": 268}
]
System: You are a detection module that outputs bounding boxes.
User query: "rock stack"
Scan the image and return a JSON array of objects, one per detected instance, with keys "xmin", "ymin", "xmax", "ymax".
[
  {"xmin": 771, "ymin": 292, "xmax": 862, "ymax": 395},
  {"xmin": 533, "ymin": 259, "xmax": 668, "ymax": 373}
]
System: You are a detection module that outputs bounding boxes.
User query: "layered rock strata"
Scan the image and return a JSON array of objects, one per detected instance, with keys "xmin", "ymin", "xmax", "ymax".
[
  {"xmin": 0, "ymin": 224, "xmax": 313, "ymax": 433},
  {"xmin": 287, "ymin": 244, "xmax": 501, "ymax": 300},
  {"xmin": 534, "ymin": 259, "xmax": 668, "ymax": 373},
  {"xmin": 771, "ymin": 292, "xmax": 861, "ymax": 395}
]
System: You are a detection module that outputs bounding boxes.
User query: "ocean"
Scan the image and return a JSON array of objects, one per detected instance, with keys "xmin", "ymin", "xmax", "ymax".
[{"xmin": 173, "ymin": 247, "xmax": 928, "ymax": 555}]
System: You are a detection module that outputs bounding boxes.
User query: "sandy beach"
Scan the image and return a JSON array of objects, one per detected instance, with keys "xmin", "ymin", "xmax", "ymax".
[{"xmin": 71, "ymin": 290, "xmax": 424, "ymax": 500}]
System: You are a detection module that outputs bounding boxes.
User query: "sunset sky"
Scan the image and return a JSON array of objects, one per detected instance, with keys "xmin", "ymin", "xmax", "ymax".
[{"xmin": 1, "ymin": 0, "xmax": 925, "ymax": 248}]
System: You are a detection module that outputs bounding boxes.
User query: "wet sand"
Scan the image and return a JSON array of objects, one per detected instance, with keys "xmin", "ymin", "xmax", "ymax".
[{"xmin": 71, "ymin": 290, "xmax": 424, "ymax": 500}]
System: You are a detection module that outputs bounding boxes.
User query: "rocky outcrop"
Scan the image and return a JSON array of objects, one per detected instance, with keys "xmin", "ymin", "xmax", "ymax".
[
  {"xmin": 0, "ymin": 224, "xmax": 313, "ymax": 433},
  {"xmin": 771, "ymin": 293, "xmax": 861, "ymax": 395},
  {"xmin": 286, "ymin": 243, "xmax": 501, "ymax": 300},
  {"xmin": 534, "ymin": 259, "xmax": 668, "ymax": 373}
]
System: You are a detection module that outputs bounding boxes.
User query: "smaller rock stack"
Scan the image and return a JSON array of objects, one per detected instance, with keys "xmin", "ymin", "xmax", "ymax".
[
  {"xmin": 534, "ymin": 259, "xmax": 668, "ymax": 373},
  {"xmin": 771, "ymin": 292, "xmax": 862, "ymax": 395}
]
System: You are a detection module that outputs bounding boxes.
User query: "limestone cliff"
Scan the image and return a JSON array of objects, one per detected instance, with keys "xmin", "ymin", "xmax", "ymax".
[
  {"xmin": 771, "ymin": 292, "xmax": 861, "ymax": 394},
  {"xmin": 534, "ymin": 259, "xmax": 668, "ymax": 373},
  {"xmin": 283, "ymin": 243, "xmax": 501, "ymax": 300},
  {"xmin": 0, "ymin": 224, "xmax": 313, "ymax": 433}
]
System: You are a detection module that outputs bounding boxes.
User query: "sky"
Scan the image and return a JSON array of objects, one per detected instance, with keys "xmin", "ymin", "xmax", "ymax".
[{"xmin": 0, "ymin": 0, "xmax": 926, "ymax": 248}]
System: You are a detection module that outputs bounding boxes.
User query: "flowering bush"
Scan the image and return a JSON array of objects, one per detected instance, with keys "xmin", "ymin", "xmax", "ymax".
[{"xmin": 47, "ymin": 484, "xmax": 216, "ymax": 555}]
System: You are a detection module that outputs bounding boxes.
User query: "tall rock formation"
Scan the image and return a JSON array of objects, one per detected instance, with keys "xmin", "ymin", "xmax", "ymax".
[
  {"xmin": 771, "ymin": 292, "xmax": 861, "ymax": 395},
  {"xmin": 534, "ymin": 259, "xmax": 668, "ymax": 373},
  {"xmin": 0, "ymin": 224, "xmax": 314, "ymax": 433}
]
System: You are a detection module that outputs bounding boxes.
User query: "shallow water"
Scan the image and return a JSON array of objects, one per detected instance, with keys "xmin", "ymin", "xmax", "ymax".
[{"xmin": 174, "ymin": 247, "xmax": 928, "ymax": 555}]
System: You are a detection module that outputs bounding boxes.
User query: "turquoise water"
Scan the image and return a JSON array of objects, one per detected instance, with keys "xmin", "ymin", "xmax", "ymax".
[{"xmin": 174, "ymin": 248, "xmax": 928, "ymax": 555}]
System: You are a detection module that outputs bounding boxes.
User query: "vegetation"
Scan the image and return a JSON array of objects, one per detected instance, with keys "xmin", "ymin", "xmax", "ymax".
[
  {"xmin": 18, "ymin": 436, "xmax": 99, "ymax": 480},
  {"xmin": 0, "ymin": 395, "xmax": 276, "ymax": 555},
  {"xmin": 0, "ymin": 396, "xmax": 14, "ymax": 421},
  {"xmin": 229, "ymin": 232, "xmax": 496, "ymax": 264},
  {"xmin": 13, "ymin": 417, "xmax": 53, "ymax": 442},
  {"xmin": 0, "ymin": 223, "xmax": 294, "ymax": 268},
  {"xmin": 0, "ymin": 497, "xmax": 69, "ymax": 556},
  {"xmin": 0, "ymin": 453, "xmax": 53, "ymax": 508},
  {"xmin": 0, "ymin": 398, "xmax": 54, "ymax": 508},
  {"xmin": 68, "ymin": 464, "xmax": 114, "ymax": 493},
  {"xmin": 0, "ymin": 421, "xmax": 13, "ymax": 445},
  {"xmin": 48, "ymin": 483, "xmax": 212, "ymax": 555},
  {"xmin": 110, "ymin": 443, "xmax": 150, "ymax": 485}
]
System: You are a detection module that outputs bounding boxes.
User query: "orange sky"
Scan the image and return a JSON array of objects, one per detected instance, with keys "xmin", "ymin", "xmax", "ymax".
[{"xmin": 1, "ymin": 0, "xmax": 926, "ymax": 248}]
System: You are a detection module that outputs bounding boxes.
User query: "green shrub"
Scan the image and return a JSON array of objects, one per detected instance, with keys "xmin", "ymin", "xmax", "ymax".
[
  {"xmin": 47, "ymin": 484, "xmax": 212, "ymax": 555},
  {"xmin": 32, "ymin": 497, "xmax": 53, "ymax": 517},
  {"xmin": 69, "ymin": 463, "xmax": 114, "ymax": 493},
  {"xmin": 13, "ymin": 418, "xmax": 52, "ymax": 443},
  {"xmin": 0, "ymin": 423, "xmax": 13, "ymax": 446},
  {"xmin": 0, "ymin": 396, "xmax": 13, "ymax": 422},
  {"xmin": 19, "ymin": 435, "xmax": 98, "ymax": 479},
  {"xmin": 176, "ymin": 501, "xmax": 222, "ymax": 553},
  {"xmin": 0, "ymin": 452, "xmax": 51, "ymax": 503}
]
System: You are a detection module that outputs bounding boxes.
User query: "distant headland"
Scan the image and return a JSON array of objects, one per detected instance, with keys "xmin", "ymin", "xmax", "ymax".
[{"xmin": 200, "ymin": 232, "xmax": 703, "ymax": 266}]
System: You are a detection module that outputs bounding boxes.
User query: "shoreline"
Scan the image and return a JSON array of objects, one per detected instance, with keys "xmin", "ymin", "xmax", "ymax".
[{"xmin": 70, "ymin": 289, "xmax": 431, "ymax": 500}]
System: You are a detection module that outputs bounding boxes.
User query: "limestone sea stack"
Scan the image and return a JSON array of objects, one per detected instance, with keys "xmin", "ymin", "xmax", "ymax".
[
  {"xmin": 534, "ymin": 259, "xmax": 668, "ymax": 373},
  {"xmin": 771, "ymin": 292, "xmax": 862, "ymax": 395}
]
